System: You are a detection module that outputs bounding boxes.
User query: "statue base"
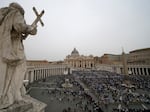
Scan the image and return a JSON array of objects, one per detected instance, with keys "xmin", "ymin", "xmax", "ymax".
[{"xmin": 0, "ymin": 95, "xmax": 46, "ymax": 112}]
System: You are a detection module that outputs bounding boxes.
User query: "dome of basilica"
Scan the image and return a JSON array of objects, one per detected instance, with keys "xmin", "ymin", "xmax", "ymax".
[{"xmin": 71, "ymin": 48, "xmax": 79, "ymax": 56}]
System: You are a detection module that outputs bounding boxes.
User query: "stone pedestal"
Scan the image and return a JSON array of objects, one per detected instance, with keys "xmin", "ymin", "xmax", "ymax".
[{"xmin": 0, "ymin": 95, "xmax": 46, "ymax": 112}]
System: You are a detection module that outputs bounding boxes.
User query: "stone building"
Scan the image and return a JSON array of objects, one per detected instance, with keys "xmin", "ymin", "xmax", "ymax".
[
  {"xmin": 64, "ymin": 48, "xmax": 95, "ymax": 69},
  {"xmin": 128, "ymin": 48, "xmax": 150, "ymax": 65},
  {"xmin": 96, "ymin": 48, "xmax": 150, "ymax": 75},
  {"xmin": 99, "ymin": 54, "xmax": 123, "ymax": 65},
  {"xmin": 27, "ymin": 60, "xmax": 50, "ymax": 67},
  {"xmin": 99, "ymin": 48, "xmax": 150, "ymax": 65},
  {"xmin": 25, "ymin": 47, "xmax": 150, "ymax": 84}
]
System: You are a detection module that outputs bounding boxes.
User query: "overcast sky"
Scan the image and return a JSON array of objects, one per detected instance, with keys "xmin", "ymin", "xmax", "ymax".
[{"xmin": 1, "ymin": 0, "xmax": 150, "ymax": 61}]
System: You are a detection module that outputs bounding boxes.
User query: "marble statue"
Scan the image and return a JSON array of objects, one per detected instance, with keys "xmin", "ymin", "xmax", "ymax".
[{"xmin": 0, "ymin": 2, "xmax": 41, "ymax": 109}]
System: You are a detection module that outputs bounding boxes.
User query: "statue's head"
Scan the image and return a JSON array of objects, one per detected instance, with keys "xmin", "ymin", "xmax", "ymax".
[{"xmin": 9, "ymin": 2, "xmax": 24, "ymax": 15}]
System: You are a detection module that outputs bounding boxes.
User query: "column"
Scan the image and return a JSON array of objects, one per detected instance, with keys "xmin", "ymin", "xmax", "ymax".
[
  {"xmin": 36, "ymin": 70, "xmax": 38, "ymax": 80},
  {"xmin": 142, "ymin": 68, "xmax": 145, "ymax": 75},
  {"xmin": 33, "ymin": 71, "xmax": 35, "ymax": 81},
  {"xmin": 40, "ymin": 69, "xmax": 42, "ymax": 79},
  {"xmin": 137, "ymin": 68, "xmax": 140, "ymax": 75},
  {"xmin": 30, "ymin": 70, "xmax": 34, "ymax": 83},
  {"xmin": 140, "ymin": 68, "xmax": 143, "ymax": 75},
  {"xmin": 47, "ymin": 69, "xmax": 48, "ymax": 77},
  {"xmin": 45, "ymin": 69, "xmax": 46, "ymax": 78},
  {"xmin": 37, "ymin": 70, "xmax": 39, "ymax": 80},
  {"xmin": 50, "ymin": 69, "xmax": 52, "ymax": 75},
  {"xmin": 48, "ymin": 69, "xmax": 49, "ymax": 77},
  {"xmin": 35, "ymin": 70, "xmax": 37, "ymax": 80},
  {"xmin": 41, "ymin": 69, "xmax": 43, "ymax": 79},
  {"xmin": 135, "ymin": 68, "xmax": 138, "ymax": 75},
  {"xmin": 39, "ymin": 70, "xmax": 41, "ymax": 79},
  {"xmin": 133, "ymin": 68, "xmax": 136, "ymax": 75},
  {"xmin": 132, "ymin": 68, "xmax": 134, "ymax": 75},
  {"xmin": 146, "ymin": 68, "xmax": 149, "ymax": 75},
  {"xmin": 52, "ymin": 69, "xmax": 53, "ymax": 75}
]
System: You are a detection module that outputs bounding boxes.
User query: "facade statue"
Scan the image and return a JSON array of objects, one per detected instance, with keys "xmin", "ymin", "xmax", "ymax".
[{"xmin": 0, "ymin": 2, "xmax": 37, "ymax": 109}]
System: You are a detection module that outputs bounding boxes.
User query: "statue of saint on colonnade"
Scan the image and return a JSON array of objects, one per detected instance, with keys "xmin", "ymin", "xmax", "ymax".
[{"xmin": 0, "ymin": 2, "xmax": 44, "ymax": 110}]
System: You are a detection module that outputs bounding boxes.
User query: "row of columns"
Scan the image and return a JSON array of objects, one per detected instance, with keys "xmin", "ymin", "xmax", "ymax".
[
  {"xmin": 127, "ymin": 67, "xmax": 150, "ymax": 75},
  {"xmin": 96, "ymin": 64, "xmax": 150, "ymax": 76},
  {"xmin": 25, "ymin": 67, "xmax": 67, "ymax": 83},
  {"xmin": 118, "ymin": 66, "xmax": 150, "ymax": 75}
]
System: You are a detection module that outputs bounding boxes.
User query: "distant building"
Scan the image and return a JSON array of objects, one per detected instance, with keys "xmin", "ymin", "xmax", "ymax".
[
  {"xmin": 25, "ymin": 47, "xmax": 150, "ymax": 84},
  {"xmin": 128, "ymin": 48, "xmax": 150, "ymax": 65},
  {"xmin": 99, "ymin": 48, "xmax": 150, "ymax": 65},
  {"xmin": 96, "ymin": 48, "xmax": 150, "ymax": 75},
  {"xmin": 64, "ymin": 48, "xmax": 95, "ymax": 69},
  {"xmin": 99, "ymin": 54, "xmax": 123, "ymax": 65},
  {"xmin": 27, "ymin": 60, "xmax": 50, "ymax": 67}
]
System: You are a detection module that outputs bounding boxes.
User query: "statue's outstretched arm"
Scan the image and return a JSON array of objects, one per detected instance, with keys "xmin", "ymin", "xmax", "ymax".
[{"xmin": 13, "ymin": 11, "xmax": 37, "ymax": 36}]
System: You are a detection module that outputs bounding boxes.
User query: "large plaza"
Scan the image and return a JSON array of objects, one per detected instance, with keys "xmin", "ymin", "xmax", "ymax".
[{"xmin": 27, "ymin": 70, "xmax": 150, "ymax": 112}]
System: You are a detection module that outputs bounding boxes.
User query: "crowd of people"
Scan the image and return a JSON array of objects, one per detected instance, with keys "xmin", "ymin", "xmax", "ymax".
[
  {"xmin": 28, "ymin": 74, "xmax": 103, "ymax": 112},
  {"xmin": 74, "ymin": 70, "xmax": 150, "ymax": 112},
  {"xmin": 27, "ymin": 70, "xmax": 150, "ymax": 112}
]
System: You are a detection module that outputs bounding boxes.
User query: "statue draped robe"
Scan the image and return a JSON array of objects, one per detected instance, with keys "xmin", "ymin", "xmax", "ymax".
[{"xmin": 0, "ymin": 7, "xmax": 27, "ymax": 108}]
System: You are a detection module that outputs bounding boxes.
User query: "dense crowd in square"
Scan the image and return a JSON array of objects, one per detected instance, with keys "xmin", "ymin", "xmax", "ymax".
[
  {"xmin": 74, "ymin": 70, "xmax": 150, "ymax": 112},
  {"xmin": 28, "ymin": 74, "xmax": 103, "ymax": 112},
  {"xmin": 27, "ymin": 70, "xmax": 150, "ymax": 112}
]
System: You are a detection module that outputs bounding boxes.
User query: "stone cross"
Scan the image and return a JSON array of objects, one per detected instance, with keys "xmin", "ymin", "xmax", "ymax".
[
  {"xmin": 32, "ymin": 7, "xmax": 44, "ymax": 27},
  {"xmin": 23, "ymin": 7, "xmax": 44, "ymax": 38}
]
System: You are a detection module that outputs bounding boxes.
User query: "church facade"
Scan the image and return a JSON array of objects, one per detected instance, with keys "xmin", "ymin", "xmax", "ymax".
[{"xmin": 64, "ymin": 48, "xmax": 95, "ymax": 69}]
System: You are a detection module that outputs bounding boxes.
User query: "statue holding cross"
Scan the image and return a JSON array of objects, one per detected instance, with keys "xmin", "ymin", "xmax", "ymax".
[
  {"xmin": 0, "ymin": 2, "xmax": 44, "ymax": 109},
  {"xmin": 22, "ymin": 6, "xmax": 44, "ymax": 39}
]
